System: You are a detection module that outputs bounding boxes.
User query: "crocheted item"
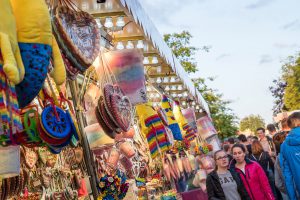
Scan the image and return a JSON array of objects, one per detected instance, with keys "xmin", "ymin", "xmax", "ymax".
[
  {"xmin": 145, "ymin": 114, "xmax": 170, "ymax": 159},
  {"xmin": 16, "ymin": 43, "xmax": 51, "ymax": 108},
  {"xmin": 161, "ymin": 96, "xmax": 183, "ymax": 141},
  {"xmin": 183, "ymin": 124, "xmax": 197, "ymax": 141}
]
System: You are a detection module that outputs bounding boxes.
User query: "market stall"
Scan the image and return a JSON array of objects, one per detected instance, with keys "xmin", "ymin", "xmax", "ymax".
[{"xmin": 0, "ymin": 0, "xmax": 218, "ymax": 199}]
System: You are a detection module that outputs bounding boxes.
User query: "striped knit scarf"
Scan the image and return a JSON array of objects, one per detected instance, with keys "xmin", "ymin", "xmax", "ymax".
[
  {"xmin": 145, "ymin": 114, "xmax": 170, "ymax": 159},
  {"xmin": 183, "ymin": 124, "xmax": 197, "ymax": 141}
]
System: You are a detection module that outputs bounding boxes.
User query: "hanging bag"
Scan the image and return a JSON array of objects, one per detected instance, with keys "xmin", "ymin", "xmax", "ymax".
[
  {"xmin": 0, "ymin": 145, "xmax": 20, "ymax": 179},
  {"xmin": 104, "ymin": 49, "xmax": 147, "ymax": 105}
]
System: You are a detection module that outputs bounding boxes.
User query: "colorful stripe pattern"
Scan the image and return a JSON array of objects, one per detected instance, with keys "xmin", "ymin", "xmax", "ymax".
[
  {"xmin": 145, "ymin": 114, "xmax": 170, "ymax": 159},
  {"xmin": 161, "ymin": 95, "xmax": 183, "ymax": 141},
  {"xmin": 0, "ymin": 64, "xmax": 23, "ymax": 142},
  {"xmin": 183, "ymin": 124, "xmax": 197, "ymax": 141},
  {"xmin": 106, "ymin": 50, "xmax": 147, "ymax": 105}
]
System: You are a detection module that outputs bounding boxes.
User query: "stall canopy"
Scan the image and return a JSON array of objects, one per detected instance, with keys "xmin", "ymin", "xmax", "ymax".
[{"xmin": 78, "ymin": 0, "xmax": 210, "ymax": 114}]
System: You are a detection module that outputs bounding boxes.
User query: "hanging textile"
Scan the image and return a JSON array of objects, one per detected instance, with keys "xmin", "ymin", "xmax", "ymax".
[
  {"xmin": 161, "ymin": 96, "xmax": 183, "ymax": 141},
  {"xmin": 136, "ymin": 103, "xmax": 170, "ymax": 159},
  {"xmin": 196, "ymin": 116, "xmax": 217, "ymax": 139}
]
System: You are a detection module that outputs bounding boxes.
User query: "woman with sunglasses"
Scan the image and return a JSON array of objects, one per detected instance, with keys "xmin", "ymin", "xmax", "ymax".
[
  {"xmin": 206, "ymin": 150, "xmax": 251, "ymax": 200},
  {"xmin": 230, "ymin": 143, "xmax": 275, "ymax": 200}
]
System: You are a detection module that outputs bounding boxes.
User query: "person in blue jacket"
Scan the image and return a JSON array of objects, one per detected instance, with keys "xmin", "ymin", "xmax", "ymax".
[{"xmin": 280, "ymin": 112, "xmax": 300, "ymax": 200}]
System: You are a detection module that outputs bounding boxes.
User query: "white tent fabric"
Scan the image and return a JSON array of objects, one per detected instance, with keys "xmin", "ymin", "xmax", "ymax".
[{"xmin": 119, "ymin": 0, "xmax": 210, "ymax": 114}]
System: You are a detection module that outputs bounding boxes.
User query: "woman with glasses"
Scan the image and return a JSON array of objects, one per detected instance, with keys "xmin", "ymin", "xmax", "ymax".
[
  {"xmin": 206, "ymin": 150, "xmax": 251, "ymax": 200},
  {"xmin": 230, "ymin": 143, "xmax": 275, "ymax": 200}
]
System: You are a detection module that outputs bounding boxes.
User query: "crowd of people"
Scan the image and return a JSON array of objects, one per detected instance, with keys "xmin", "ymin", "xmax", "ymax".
[{"xmin": 205, "ymin": 112, "xmax": 300, "ymax": 200}]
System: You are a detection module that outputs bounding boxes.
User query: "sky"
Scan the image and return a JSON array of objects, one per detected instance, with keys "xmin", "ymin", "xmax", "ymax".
[{"xmin": 141, "ymin": 0, "xmax": 300, "ymax": 123}]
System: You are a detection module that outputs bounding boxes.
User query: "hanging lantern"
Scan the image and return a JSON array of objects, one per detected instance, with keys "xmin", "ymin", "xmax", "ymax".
[
  {"xmin": 170, "ymin": 77, "xmax": 176, "ymax": 83},
  {"xmin": 163, "ymin": 77, "xmax": 169, "ymax": 83},
  {"xmin": 126, "ymin": 41, "xmax": 134, "ymax": 49},
  {"xmin": 136, "ymin": 40, "xmax": 144, "ymax": 49},
  {"xmin": 152, "ymin": 56, "xmax": 158, "ymax": 64},
  {"xmin": 116, "ymin": 42, "xmax": 124, "ymax": 50},
  {"xmin": 143, "ymin": 57, "xmax": 149, "ymax": 64},
  {"xmin": 116, "ymin": 16, "xmax": 125, "ymax": 27},
  {"xmin": 177, "ymin": 85, "xmax": 183, "ymax": 90},
  {"xmin": 95, "ymin": 18, "xmax": 102, "ymax": 28},
  {"xmin": 156, "ymin": 78, "xmax": 162, "ymax": 83},
  {"xmin": 104, "ymin": 17, "xmax": 113, "ymax": 28}
]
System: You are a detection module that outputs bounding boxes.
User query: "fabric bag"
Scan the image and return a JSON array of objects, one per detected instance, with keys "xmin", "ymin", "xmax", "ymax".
[
  {"xmin": 0, "ymin": 145, "xmax": 20, "ymax": 178},
  {"xmin": 104, "ymin": 49, "xmax": 147, "ymax": 105}
]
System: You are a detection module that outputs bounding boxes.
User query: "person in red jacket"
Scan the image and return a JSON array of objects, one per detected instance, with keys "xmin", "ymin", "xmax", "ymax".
[{"xmin": 230, "ymin": 143, "xmax": 275, "ymax": 200}]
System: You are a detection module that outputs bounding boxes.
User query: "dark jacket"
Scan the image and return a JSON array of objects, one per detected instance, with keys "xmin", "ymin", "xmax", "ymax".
[
  {"xmin": 250, "ymin": 151, "xmax": 274, "ymax": 173},
  {"xmin": 206, "ymin": 169, "xmax": 251, "ymax": 200}
]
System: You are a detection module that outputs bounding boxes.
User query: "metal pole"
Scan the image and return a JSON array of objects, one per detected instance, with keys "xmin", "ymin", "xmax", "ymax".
[{"xmin": 68, "ymin": 80, "xmax": 99, "ymax": 200}]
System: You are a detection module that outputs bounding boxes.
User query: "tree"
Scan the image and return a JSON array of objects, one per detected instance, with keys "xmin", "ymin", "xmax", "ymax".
[
  {"xmin": 269, "ymin": 78, "xmax": 287, "ymax": 115},
  {"xmin": 240, "ymin": 115, "xmax": 265, "ymax": 134},
  {"xmin": 282, "ymin": 55, "xmax": 300, "ymax": 111},
  {"xmin": 270, "ymin": 54, "xmax": 300, "ymax": 113},
  {"xmin": 164, "ymin": 31, "xmax": 238, "ymax": 140},
  {"xmin": 164, "ymin": 31, "xmax": 210, "ymax": 73},
  {"xmin": 193, "ymin": 78, "xmax": 238, "ymax": 139}
]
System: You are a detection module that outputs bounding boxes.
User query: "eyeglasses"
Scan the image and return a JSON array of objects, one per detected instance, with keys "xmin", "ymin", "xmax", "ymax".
[{"xmin": 216, "ymin": 155, "xmax": 229, "ymax": 161}]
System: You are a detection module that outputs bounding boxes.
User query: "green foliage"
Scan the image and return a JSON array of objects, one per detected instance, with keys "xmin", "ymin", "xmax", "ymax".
[
  {"xmin": 164, "ymin": 31, "xmax": 238, "ymax": 140},
  {"xmin": 193, "ymin": 78, "xmax": 238, "ymax": 139},
  {"xmin": 269, "ymin": 78, "xmax": 287, "ymax": 115},
  {"xmin": 164, "ymin": 31, "xmax": 210, "ymax": 73},
  {"xmin": 282, "ymin": 55, "xmax": 300, "ymax": 111},
  {"xmin": 239, "ymin": 115, "xmax": 265, "ymax": 134},
  {"xmin": 270, "ymin": 54, "xmax": 300, "ymax": 114}
]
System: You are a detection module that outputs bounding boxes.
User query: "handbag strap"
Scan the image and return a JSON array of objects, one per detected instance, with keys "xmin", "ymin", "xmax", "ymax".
[
  {"xmin": 99, "ymin": 52, "xmax": 118, "ymax": 90},
  {"xmin": 258, "ymin": 152, "xmax": 263, "ymax": 161},
  {"xmin": 258, "ymin": 152, "xmax": 270, "ymax": 171}
]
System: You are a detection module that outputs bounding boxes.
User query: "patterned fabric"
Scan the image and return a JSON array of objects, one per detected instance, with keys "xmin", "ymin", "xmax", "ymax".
[
  {"xmin": 183, "ymin": 124, "xmax": 197, "ymax": 141},
  {"xmin": 145, "ymin": 114, "xmax": 170, "ymax": 159},
  {"xmin": 16, "ymin": 43, "xmax": 52, "ymax": 108},
  {"xmin": 105, "ymin": 50, "xmax": 147, "ymax": 105},
  {"xmin": 161, "ymin": 96, "xmax": 183, "ymax": 141},
  {"xmin": 0, "ymin": 64, "xmax": 23, "ymax": 142},
  {"xmin": 197, "ymin": 116, "xmax": 217, "ymax": 139}
]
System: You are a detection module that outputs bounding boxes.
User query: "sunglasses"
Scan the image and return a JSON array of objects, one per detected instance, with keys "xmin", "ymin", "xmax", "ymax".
[{"xmin": 216, "ymin": 155, "xmax": 229, "ymax": 161}]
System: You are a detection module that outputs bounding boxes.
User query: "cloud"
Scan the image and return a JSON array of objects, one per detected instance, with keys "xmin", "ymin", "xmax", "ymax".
[
  {"xmin": 142, "ymin": 0, "xmax": 184, "ymax": 26},
  {"xmin": 259, "ymin": 55, "xmax": 273, "ymax": 64},
  {"xmin": 142, "ymin": 0, "xmax": 204, "ymax": 27},
  {"xmin": 274, "ymin": 43, "xmax": 299, "ymax": 49},
  {"xmin": 245, "ymin": 0, "xmax": 274, "ymax": 10},
  {"xmin": 216, "ymin": 54, "xmax": 230, "ymax": 61},
  {"xmin": 281, "ymin": 20, "xmax": 300, "ymax": 30}
]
